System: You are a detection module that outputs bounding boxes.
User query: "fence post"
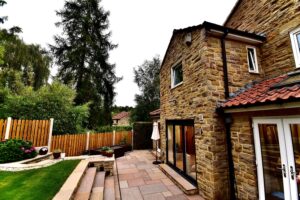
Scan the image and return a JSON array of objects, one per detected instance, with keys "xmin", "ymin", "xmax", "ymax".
[
  {"xmin": 113, "ymin": 130, "xmax": 116, "ymax": 146},
  {"xmin": 47, "ymin": 118, "xmax": 54, "ymax": 151},
  {"xmin": 131, "ymin": 128, "xmax": 134, "ymax": 150},
  {"xmin": 86, "ymin": 131, "xmax": 90, "ymax": 151},
  {"xmin": 4, "ymin": 117, "xmax": 12, "ymax": 140}
]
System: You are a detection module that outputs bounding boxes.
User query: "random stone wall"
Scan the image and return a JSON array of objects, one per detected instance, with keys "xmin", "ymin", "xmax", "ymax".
[
  {"xmin": 229, "ymin": 113, "xmax": 258, "ymax": 200},
  {"xmin": 160, "ymin": 26, "xmax": 265, "ymax": 199},
  {"xmin": 116, "ymin": 116, "xmax": 130, "ymax": 126},
  {"xmin": 229, "ymin": 108, "xmax": 300, "ymax": 199},
  {"xmin": 160, "ymin": 28, "xmax": 229, "ymax": 199},
  {"xmin": 225, "ymin": 0, "xmax": 300, "ymax": 77}
]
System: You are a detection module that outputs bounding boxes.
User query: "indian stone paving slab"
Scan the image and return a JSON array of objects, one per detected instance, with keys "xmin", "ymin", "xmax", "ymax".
[{"xmin": 116, "ymin": 150, "xmax": 204, "ymax": 200}]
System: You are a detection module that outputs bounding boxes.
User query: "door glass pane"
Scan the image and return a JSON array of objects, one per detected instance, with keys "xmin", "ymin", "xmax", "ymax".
[
  {"xmin": 175, "ymin": 125, "xmax": 183, "ymax": 171},
  {"xmin": 290, "ymin": 124, "xmax": 300, "ymax": 196},
  {"xmin": 185, "ymin": 126, "xmax": 196, "ymax": 180},
  {"xmin": 167, "ymin": 125, "xmax": 174, "ymax": 164},
  {"xmin": 258, "ymin": 124, "xmax": 284, "ymax": 199}
]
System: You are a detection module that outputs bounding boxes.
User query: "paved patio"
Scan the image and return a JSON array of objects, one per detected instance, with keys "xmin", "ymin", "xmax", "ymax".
[{"xmin": 116, "ymin": 150, "xmax": 204, "ymax": 200}]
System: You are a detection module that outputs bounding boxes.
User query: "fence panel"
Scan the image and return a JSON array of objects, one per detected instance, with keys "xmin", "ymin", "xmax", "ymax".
[
  {"xmin": 51, "ymin": 134, "xmax": 87, "ymax": 156},
  {"xmin": 50, "ymin": 131, "xmax": 132, "ymax": 156},
  {"xmin": 0, "ymin": 118, "xmax": 133, "ymax": 156},
  {"xmin": 115, "ymin": 131, "xmax": 132, "ymax": 145},
  {"xmin": 8, "ymin": 119, "xmax": 50, "ymax": 147},
  {"xmin": 89, "ymin": 132, "xmax": 113, "ymax": 150},
  {"xmin": 0, "ymin": 119, "xmax": 7, "ymax": 141}
]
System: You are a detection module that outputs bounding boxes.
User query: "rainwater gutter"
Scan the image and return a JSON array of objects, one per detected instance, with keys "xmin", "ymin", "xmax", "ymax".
[
  {"xmin": 220, "ymin": 29, "xmax": 237, "ymax": 200},
  {"xmin": 205, "ymin": 25, "xmax": 236, "ymax": 199}
]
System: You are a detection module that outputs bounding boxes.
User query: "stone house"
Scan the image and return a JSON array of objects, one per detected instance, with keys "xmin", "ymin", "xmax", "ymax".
[
  {"xmin": 159, "ymin": 0, "xmax": 300, "ymax": 200},
  {"xmin": 112, "ymin": 111, "xmax": 130, "ymax": 126}
]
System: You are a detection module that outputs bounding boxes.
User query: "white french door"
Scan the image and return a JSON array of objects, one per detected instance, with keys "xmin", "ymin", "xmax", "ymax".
[{"xmin": 253, "ymin": 118, "xmax": 300, "ymax": 200}]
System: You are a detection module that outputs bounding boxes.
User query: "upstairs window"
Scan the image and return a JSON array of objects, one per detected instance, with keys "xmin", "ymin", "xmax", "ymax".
[
  {"xmin": 247, "ymin": 47, "xmax": 259, "ymax": 73},
  {"xmin": 171, "ymin": 62, "xmax": 183, "ymax": 88},
  {"xmin": 290, "ymin": 27, "xmax": 300, "ymax": 68}
]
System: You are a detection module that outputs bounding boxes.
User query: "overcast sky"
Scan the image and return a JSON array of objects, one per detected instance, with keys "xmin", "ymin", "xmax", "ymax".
[{"xmin": 1, "ymin": 0, "xmax": 237, "ymax": 107}]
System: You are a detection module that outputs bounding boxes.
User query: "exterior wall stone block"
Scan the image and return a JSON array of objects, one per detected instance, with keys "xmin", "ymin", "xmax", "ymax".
[
  {"xmin": 225, "ymin": 0, "xmax": 300, "ymax": 77},
  {"xmin": 160, "ymin": 23, "xmax": 269, "ymax": 199}
]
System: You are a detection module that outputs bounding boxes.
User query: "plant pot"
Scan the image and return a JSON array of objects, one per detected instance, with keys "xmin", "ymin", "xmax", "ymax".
[
  {"xmin": 106, "ymin": 152, "xmax": 113, "ymax": 157},
  {"xmin": 53, "ymin": 152, "xmax": 61, "ymax": 159}
]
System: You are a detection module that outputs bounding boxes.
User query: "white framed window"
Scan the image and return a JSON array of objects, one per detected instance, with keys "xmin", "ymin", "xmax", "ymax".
[
  {"xmin": 290, "ymin": 27, "xmax": 300, "ymax": 68},
  {"xmin": 171, "ymin": 62, "xmax": 183, "ymax": 88},
  {"xmin": 247, "ymin": 46, "xmax": 259, "ymax": 73}
]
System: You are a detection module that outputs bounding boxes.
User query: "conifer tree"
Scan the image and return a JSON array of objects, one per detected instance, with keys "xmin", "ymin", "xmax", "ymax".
[{"xmin": 50, "ymin": 0, "xmax": 120, "ymax": 128}]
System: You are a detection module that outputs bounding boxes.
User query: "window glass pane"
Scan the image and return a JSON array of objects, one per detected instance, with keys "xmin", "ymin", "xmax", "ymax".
[
  {"xmin": 185, "ymin": 126, "xmax": 196, "ymax": 180},
  {"xmin": 167, "ymin": 125, "xmax": 174, "ymax": 164},
  {"xmin": 247, "ymin": 48, "xmax": 256, "ymax": 71},
  {"xmin": 175, "ymin": 125, "xmax": 184, "ymax": 171},
  {"xmin": 258, "ymin": 124, "xmax": 284, "ymax": 199},
  {"xmin": 297, "ymin": 33, "xmax": 300, "ymax": 52},
  {"xmin": 290, "ymin": 124, "xmax": 300, "ymax": 196},
  {"xmin": 173, "ymin": 64, "xmax": 183, "ymax": 86}
]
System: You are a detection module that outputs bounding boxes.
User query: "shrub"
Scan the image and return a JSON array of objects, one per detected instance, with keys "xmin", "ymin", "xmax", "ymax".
[
  {"xmin": 0, "ymin": 82, "xmax": 89, "ymax": 134},
  {"xmin": 0, "ymin": 139, "xmax": 37, "ymax": 163},
  {"xmin": 95, "ymin": 125, "xmax": 132, "ymax": 133}
]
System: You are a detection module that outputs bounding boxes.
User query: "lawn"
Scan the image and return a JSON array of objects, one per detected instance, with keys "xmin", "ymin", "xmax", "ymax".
[{"xmin": 0, "ymin": 160, "xmax": 80, "ymax": 200}]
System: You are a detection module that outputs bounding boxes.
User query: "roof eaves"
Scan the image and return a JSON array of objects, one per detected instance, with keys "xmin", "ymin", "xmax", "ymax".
[
  {"xmin": 160, "ymin": 24, "xmax": 203, "ymax": 71},
  {"xmin": 203, "ymin": 21, "xmax": 266, "ymax": 41}
]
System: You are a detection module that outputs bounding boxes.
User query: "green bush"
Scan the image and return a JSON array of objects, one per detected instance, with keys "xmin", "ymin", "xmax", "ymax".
[
  {"xmin": 95, "ymin": 125, "xmax": 132, "ymax": 133},
  {"xmin": 0, "ymin": 82, "xmax": 89, "ymax": 134},
  {"xmin": 0, "ymin": 139, "xmax": 37, "ymax": 163}
]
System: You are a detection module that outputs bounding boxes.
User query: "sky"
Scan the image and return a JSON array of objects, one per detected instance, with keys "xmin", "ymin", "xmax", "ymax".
[{"xmin": 1, "ymin": 0, "xmax": 237, "ymax": 107}]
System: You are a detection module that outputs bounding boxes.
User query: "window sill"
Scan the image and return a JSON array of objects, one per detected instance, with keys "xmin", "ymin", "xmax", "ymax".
[
  {"xmin": 249, "ymin": 71, "xmax": 260, "ymax": 74},
  {"xmin": 171, "ymin": 82, "xmax": 183, "ymax": 90}
]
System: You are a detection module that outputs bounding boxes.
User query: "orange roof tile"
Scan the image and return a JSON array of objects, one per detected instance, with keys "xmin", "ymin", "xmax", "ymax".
[
  {"xmin": 112, "ymin": 111, "xmax": 130, "ymax": 120},
  {"xmin": 149, "ymin": 109, "xmax": 160, "ymax": 116},
  {"xmin": 221, "ymin": 72, "xmax": 300, "ymax": 108}
]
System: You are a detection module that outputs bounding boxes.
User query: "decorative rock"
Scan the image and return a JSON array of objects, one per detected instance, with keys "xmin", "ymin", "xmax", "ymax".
[{"xmin": 39, "ymin": 147, "xmax": 48, "ymax": 155}]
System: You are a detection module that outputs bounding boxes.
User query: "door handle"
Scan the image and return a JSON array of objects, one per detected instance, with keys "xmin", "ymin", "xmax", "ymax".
[
  {"xmin": 290, "ymin": 166, "xmax": 295, "ymax": 180},
  {"xmin": 277, "ymin": 164, "xmax": 287, "ymax": 177}
]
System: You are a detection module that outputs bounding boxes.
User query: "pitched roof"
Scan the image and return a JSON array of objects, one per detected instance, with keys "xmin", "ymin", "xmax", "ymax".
[
  {"xmin": 223, "ymin": 0, "xmax": 242, "ymax": 26},
  {"xmin": 149, "ymin": 109, "xmax": 160, "ymax": 116},
  {"xmin": 112, "ymin": 111, "xmax": 130, "ymax": 120},
  {"xmin": 220, "ymin": 71, "xmax": 300, "ymax": 109},
  {"xmin": 160, "ymin": 21, "xmax": 265, "ymax": 71}
]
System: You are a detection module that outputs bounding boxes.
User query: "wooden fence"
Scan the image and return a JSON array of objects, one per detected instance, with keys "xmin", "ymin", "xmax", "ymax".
[
  {"xmin": 51, "ymin": 131, "xmax": 132, "ymax": 156},
  {"xmin": 0, "ymin": 119, "xmax": 7, "ymax": 141},
  {"xmin": 0, "ymin": 118, "xmax": 133, "ymax": 156},
  {"xmin": 9, "ymin": 119, "xmax": 51, "ymax": 147},
  {"xmin": 51, "ymin": 134, "xmax": 87, "ymax": 157},
  {"xmin": 0, "ymin": 118, "xmax": 51, "ymax": 147}
]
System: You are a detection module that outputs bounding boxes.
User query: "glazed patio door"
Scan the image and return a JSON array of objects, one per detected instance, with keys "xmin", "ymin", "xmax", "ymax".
[
  {"xmin": 166, "ymin": 120, "xmax": 196, "ymax": 183},
  {"xmin": 283, "ymin": 118, "xmax": 300, "ymax": 200},
  {"xmin": 253, "ymin": 118, "xmax": 300, "ymax": 200}
]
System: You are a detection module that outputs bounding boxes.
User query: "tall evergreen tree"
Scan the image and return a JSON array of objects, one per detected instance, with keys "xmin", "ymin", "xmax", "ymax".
[
  {"xmin": 131, "ymin": 56, "xmax": 160, "ymax": 122},
  {"xmin": 50, "ymin": 0, "xmax": 120, "ymax": 128}
]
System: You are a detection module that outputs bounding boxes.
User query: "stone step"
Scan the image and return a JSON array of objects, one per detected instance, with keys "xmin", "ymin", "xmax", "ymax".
[
  {"xmin": 74, "ymin": 167, "xmax": 97, "ymax": 200},
  {"xmin": 159, "ymin": 164, "xmax": 198, "ymax": 195},
  {"xmin": 113, "ymin": 162, "xmax": 121, "ymax": 200},
  {"xmin": 90, "ymin": 171, "xmax": 105, "ymax": 200},
  {"xmin": 104, "ymin": 176, "xmax": 115, "ymax": 200}
]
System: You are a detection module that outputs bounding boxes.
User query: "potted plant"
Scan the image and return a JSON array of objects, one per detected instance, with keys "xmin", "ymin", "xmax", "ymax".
[
  {"xmin": 105, "ymin": 149, "xmax": 114, "ymax": 157},
  {"xmin": 100, "ymin": 146, "xmax": 110, "ymax": 156},
  {"xmin": 53, "ymin": 149, "xmax": 62, "ymax": 159}
]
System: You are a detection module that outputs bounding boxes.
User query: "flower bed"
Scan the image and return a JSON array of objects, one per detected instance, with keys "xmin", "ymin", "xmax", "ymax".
[{"xmin": 0, "ymin": 139, "xmax": 37, "ymax": 163}]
